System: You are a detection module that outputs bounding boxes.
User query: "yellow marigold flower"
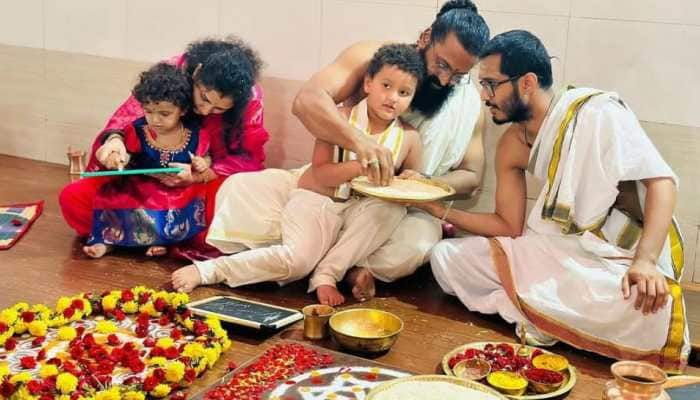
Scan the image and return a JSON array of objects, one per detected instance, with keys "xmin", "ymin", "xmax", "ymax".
[
  {"xmin": 27, "ymin": 320, "xmax": 48, "ymax": 337},
  {"xmin": 156, "ymin": 337, "xmax": 174, "ymax": 349},
  {"xmin": 182, "ymin": 342, "xmax": 205, "ymax": 359},
  {"xmin": 154, "ymin": 291, "xmax": 169, "ymax": 302},
  {"xmin": 48, "ymin": 315, "xmax": 68, "ymax": 328},
  {"xmin": 222, "ymin": 337, "xmax": 232, "ymax": 351},
  {"xmin": 101, "ymin": 294, "xmax": 119, "ymax": 311},
  {"xmin": 169, "ymin": 293, "xmax": 190, "ymax": 308},
  {"xmin": 31, "ymin": 304, "xmax": 52, "ymax": 320},
  {"xmin": 10, "ymin": 372, "xmax": 33, "ymax": 384},
  {"xmin": 13, "ymin": 320, "xmax": 27, "ymax": 334},
  {"xmin": 13, "ymin": 386, "xmax": 36, "ymax": 400},
  {"xmin": 39, "ymin": 363, "xmax": 59, "ymax": 378},
  {"xmin": 58, "ymin": 326, "xmax": 77, "ymax": 341},
  {"xmin": 58, "ymin": 396, "xmax": 72, "ymax": 400},
  {"xmin": 0, "ymin": 330, "xmax": 15, "ymax": 346},
  {"xmin": 95, "ymin": 320, "xmax": 117, "ymax": 334},
  {"xmin": 150, "ymin": 384, "xmax": 171, "ymax": 398},
  {"xmin": 205, "ymin": 316, "xmax": 222, "ymax": 329},
  {"xmin": 11, "ymin": 302, "xmax": 29, "ymax": 312},
  {"xmin": 139, "ymin": 302, "xmax": 159, "ymax": 317},
  {"xmin": 123, "ymin": 391, "xmax": 146, "ymax": 400},
  {"xmin": 109, "ymin": 290, "xmax": 122, "ymax": 297},
  {"xmin": 165, "ymin": 360, "xmax": 186, "ymax": 382},
  {"xmin": 183, "ymin": 318, "xmax": 195, "ymax": 331},
  {"xmin": 55, "ymin": 297, "xmax": 72, "ymax": 313},
  {"xmin": 0, "ymin": 363, "xmax": 9, "ymax": 379},
  {"xmin": 132, "ymin": 286, "xmax": 149, "ymax": 296},
  {"xmin": 0, "ymin": 309, "xmax": 18, "ymax": 325},
  {"xmin": 148, "ymin": 357, "xmax": 167, "ymax": 367},
  {"xmin": 94, "ymin": 387, "xmax": 120, "ymax": 400},
  {"xmin": 195, "ymin": 361, "xmax": 207, "ymax": 374},
  {"xmin": 204, "ymin": 347, "xmax": 219, "ymax": 368},
  {"xmin": 57, "ymin": 372, "xmax": 79, "ymax": 394},
  {"xmin": 122, "ymin": 301, "xmax": 138, "ymax": 314},
  {"xmin": 69, "ymin": 309, "xmax": 84, "ymax": 322},
  {"xmin": 82, "ymin": 298, "xmax": 93, "ymax": 316}
]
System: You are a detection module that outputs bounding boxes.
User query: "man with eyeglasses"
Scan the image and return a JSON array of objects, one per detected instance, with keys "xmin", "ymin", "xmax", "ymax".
[
  {"xmin": 415, "ymin": 30, "xmax": 689, "ymax": 371},
  {"xmin": 169, "ymin": 1, "xmax": 492, "ymax": 300}
]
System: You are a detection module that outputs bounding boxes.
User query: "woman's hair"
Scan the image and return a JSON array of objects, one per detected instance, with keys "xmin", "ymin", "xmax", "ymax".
[
  {"xmin": 132, "ymin": 63, "xmax": 192, "ymax": 111},
  {"xmin": 367, "ymin": 44, "xmax": 426, "ymax": 87},
  {"xmin": 184, "ymin": 37, "xmax": 264, "ymax": 151}
]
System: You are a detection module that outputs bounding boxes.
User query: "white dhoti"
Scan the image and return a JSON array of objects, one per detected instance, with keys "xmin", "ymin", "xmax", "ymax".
[
  {"xmin": 196, "ymin": 189, "xmax": 343, "ymax": 287},
  {"xmin": 358, "ymin": 209, "xmax": 441, "ymax": 282},
  {"xmin": 431, "ymin": 87, "xmax": 689, "ymax": 372},
  {"xmin": 308, "ymin": 196, "xmax": 406, "ymax": 291},
  {"xmin": 205, "ymin": 168, "xmax": 302, "ymax": 253}
]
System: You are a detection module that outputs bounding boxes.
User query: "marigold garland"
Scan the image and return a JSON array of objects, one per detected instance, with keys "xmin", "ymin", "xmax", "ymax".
[{"xmin": 0, "ymin": 286, "xmax": 231, "ymax": 399}]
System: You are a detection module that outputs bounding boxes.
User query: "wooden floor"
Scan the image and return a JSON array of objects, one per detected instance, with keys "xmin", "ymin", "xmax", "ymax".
[{"xmin": 1, "ymin": 154, "xmax": 698, "ymax": 399}]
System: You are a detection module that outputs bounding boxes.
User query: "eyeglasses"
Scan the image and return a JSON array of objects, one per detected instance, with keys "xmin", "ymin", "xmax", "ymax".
[
  {"xmin": 435, "ymin": 59, "xmax": 471, "ymax": 85},
  {"xmin": 479, "ymin": 75, "xmax": 523, "ymax": 97}
]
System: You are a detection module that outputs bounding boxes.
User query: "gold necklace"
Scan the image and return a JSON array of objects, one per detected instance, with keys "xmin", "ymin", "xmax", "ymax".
[{"xmin": 145, "ymin": 123, "xmax": 189, "ymax": 167}]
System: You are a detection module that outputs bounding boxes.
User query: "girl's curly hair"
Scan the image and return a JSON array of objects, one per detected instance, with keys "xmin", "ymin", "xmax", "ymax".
[{"xmin": 132, "ymin": 63, "xmax": 192, "ymax": 111}]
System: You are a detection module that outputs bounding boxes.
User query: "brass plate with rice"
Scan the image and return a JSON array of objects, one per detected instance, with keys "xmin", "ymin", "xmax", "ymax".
[
  {"xmin": 350, "ymin": 176, "xmax": 455, "ymax": 203},
  {"xmin": 367, "ymin": 375, "xmax": 508, "ymax": 400}
]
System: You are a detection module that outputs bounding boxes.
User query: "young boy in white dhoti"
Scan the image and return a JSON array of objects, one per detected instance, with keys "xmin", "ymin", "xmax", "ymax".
[
  {"xmin": 414, "ymin": 30, "xmax": 689, "ymax": 372},
  {"xmin": 172, "ymin": 44, "xmax": 425, "ymax": 306}
]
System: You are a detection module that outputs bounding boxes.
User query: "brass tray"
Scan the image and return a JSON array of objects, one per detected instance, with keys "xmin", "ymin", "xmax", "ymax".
[
  {"xmin": 367, "ymin": 374, "xmax": 508, "ymax": 400},
  {"xmin": 442, "ymin": 342, "xmax": 577, "ymax": 400},
  {"xmin": 350, "ymin": 176, "xmax": 455, "ymax": 203}
]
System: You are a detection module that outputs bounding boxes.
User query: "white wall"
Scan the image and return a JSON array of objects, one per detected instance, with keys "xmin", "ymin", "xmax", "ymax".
[{"xmin": 0, "ymin": 0, "xmax": 698, "ymax": 127}]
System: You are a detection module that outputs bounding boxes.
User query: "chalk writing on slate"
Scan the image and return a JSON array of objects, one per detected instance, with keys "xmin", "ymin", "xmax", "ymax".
[{"xmin": 190, "ymin": 297, "xmax": 298, "ymax": 328}]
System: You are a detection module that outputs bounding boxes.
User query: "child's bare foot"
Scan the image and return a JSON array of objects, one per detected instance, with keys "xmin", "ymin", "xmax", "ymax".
[
  {"xmin": 346, "ymin": 267, "xmax": 376, "ymax": 302},
  {"xmin": 83, "ymin": 243, "xmax": 112, "ymax": 259},
  {"xmin": 172, "ymin": 265, "xmax": 202, "ymax": 293},
  {"xmin": 145, "ymin": 246, "xmax": 167, "ymax": 257},
  {"xmin": 316, "ymin": 285, "xmax": 345, "ymax": 306}
]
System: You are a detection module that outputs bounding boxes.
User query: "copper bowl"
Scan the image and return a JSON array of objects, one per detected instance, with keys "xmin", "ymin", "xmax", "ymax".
[
  {"xmin": 610, "ymin": 361, "xmax": 667, "ymax": 397},
  {"xmin": 329, "ymin": 308, "xmax": 403, "ymax": 353}
]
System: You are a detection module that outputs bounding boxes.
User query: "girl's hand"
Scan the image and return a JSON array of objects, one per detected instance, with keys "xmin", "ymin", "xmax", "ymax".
[
  {"xmin": 96, "ymin": 137, "xmax": 129, "ymax": 170},
  {"xmin": 154, "ymin": 163, "xmax": 194, "ymax": 187},
  {"xmin": 189, "ymin": 151, "xmax": 210, "ymax": 173}
]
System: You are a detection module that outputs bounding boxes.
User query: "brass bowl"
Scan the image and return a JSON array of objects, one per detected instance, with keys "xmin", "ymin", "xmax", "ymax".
[
  {"xmin": 329, "ymin": 308, "xmax": 403, "ymax": 353},
  {"xmin": 453, "ymin": 358, "xmax": 491, "ymax": 381},
  {"xmin": 523, "ymin": 368, "xmax": 565, "ymax": 394}
]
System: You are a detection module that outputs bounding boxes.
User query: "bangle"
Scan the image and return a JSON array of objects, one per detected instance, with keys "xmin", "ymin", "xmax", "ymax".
[{"xmin": 441, "ymin": 200, "xmax": 454, "ymax": 221}]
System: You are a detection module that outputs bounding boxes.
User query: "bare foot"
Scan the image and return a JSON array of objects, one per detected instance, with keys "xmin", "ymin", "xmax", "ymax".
[
  {"xmin": 145, "ymin": 246, "xmax": 167, "ymax": 257},
  {"xmin": 316, "ymin": 285, "xmax": 345, "ymax": 306},
  {"xmin": 83, "ymin": 243, "xmax": 113, "ymax": 259},
  {"xmin": 171, "ymin": 265, "xmax": 202, "ymax": 293},
  {"xmin": 346, "ymin": 267, "xmax": 375, "ymax": 302}
]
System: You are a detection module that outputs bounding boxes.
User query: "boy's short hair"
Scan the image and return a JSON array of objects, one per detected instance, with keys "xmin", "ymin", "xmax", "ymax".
[
  {"xmin": 367, "ymin": 44, "xmax": 426, "ymax": 87},
  {"xmin": 133, "ymin": 63, "xmax": 192, "ymax": 111}
]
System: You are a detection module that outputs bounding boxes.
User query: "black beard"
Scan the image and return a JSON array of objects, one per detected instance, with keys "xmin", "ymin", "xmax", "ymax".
[
  {"xmin": 410, "ymin": 74, "xmax": 455, "ymax": 118},
  {"xmin": 487, "ymin": 86, "xmax": 532, "ymax": 125}
]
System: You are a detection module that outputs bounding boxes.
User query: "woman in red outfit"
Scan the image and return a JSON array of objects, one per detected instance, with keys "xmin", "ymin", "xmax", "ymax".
[{"xmin": 59, "ymin": 37, "xmax": 269, "ymax": 258}]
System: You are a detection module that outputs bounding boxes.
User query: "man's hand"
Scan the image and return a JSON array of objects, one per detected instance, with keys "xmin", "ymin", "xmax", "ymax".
[
  {"xmin": 152, "ymin": 162, "xmax": 195, "ymax": 187},
  {"xmin": 355, "ymin": 134, "xmax": 394, "ymax": 186},
  {"xmin": 622, "ymin": 259, "xmax": 669, "ymax": 314},
  {"xmin": 96, "ymin": 137, "xmax": 129, "ymax": 170}
]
